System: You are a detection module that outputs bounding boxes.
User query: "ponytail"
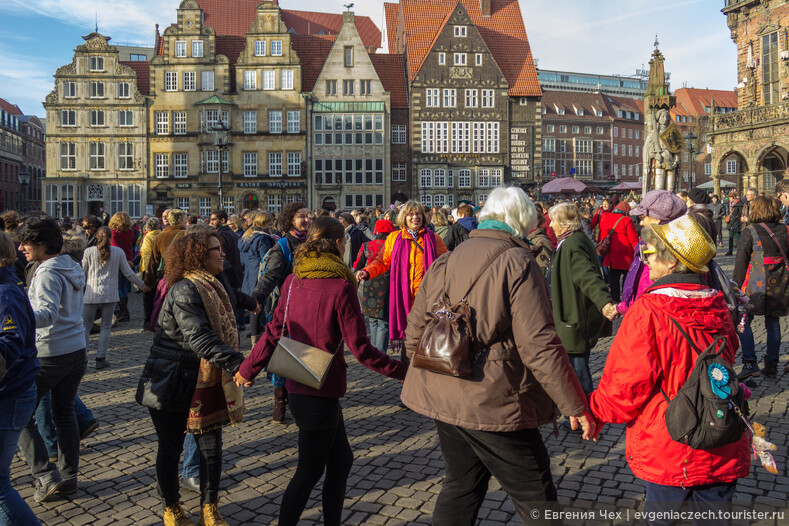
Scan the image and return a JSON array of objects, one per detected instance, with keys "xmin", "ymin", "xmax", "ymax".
[{"xmin": 96, "ymin": 226, "xmax": 112, "ymax": 263}]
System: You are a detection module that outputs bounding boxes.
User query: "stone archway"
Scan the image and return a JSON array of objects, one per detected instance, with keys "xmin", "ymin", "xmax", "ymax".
[
  {"xmin": 243, "ymin": 192, "xmax": 261, "ymax": 210},
  {"xmin": 717, "ymin": 151, "xmax": 750, "ymax": 191},
  {"xmin": 321, "ymin": 196, "xmax": 336, "ymax": 211},
  {"xmin": 756, "ymin": 145, "xmax": 789, "ymax": 192}
]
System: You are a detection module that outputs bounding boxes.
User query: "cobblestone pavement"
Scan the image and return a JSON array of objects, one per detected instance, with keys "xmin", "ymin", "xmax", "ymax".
[{"xmin": 10, "ymin": 251, "xmax": 789, "ymax": 525}]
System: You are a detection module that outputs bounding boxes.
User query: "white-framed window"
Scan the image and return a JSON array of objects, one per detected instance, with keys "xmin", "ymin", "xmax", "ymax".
[
  {"xmin": 584, "ymin": 126, "xmax": 592, "ymax": 134},
  {"xmin": 434, "ymin": 194, "xmax": 446, "ymax": 208},
  {"xmin": 118, "ymin": 110, "xmax": 134, "ymax": 127},
  {"xmin": 244, "ymin": 70, "xmax": 257, "ymax": 90},
  {"xmin": 575, "ymin": 139, "xmax": 592, "ymax": 154},
  {"xmin": 184, "ymin": 72, "xmax": 196, "ymax": 91},
  {"xmin": 478, "ymin": 169, "xmax": 490, "ymax": 187},
  {"xmin": 421, "ymin": 122, "xmax": 434, "ymax": 153},
  {"xmin": 597, "ymin": 126, "xmax": 604, "ymax": 135},
  {"xmin": 128, "ymin": 185, "xmax": 142, "ymax": 218},
  {"xmin": 64, "ymin": 81, "xmax": 77, "ymax": 98},
  {"xmin": 281, "ymin": 70, "xmax": 294, "ymax": 90},
  {"xmin": 543, "ymin": 159, "xmax": 555, "ymax": 176},
  {"xmin": 472, "ymin": 122, "xmax": 485, "ymax": 153},
  {"xmin": 613, "ymin": 127, "xmax": 619, "ymax": 137},
  {"xmin": 244, "ymin": 153, "xmax": 258, "ymax": 177},
  {"xmin": 454, "ymin": 25, "xmax": 467, "ymax": 37},
  {"xmin": 475, "ymin": 53, "xmax": 482, "ymax": 66},
  {"xmin": 343, "ymin": 80, "xmax": 354, "ymax": 95},
  {"xmin": 254, "ymin": 40, "xmax": 266, "ymax": 56},
  {"xmin": 597, "ymin": 141, "xmax": 604, "ymax": 154},
  {"xmin": 491, "ymin": 169, "xmax": 502, "ymax": 186},
  {"xmin": 451, "ymin": 122, "xmax": 470, "ymax": 153},
  {"xmin": 269, "ymin": 111, "xmax": 282, "ymax": 133},
  {"xmin": 705, "ymin": 163, "xmax": 712, "ymax": 176},
  {"xmin": 614, "ymin": 163, "xmax": 619, "ymax": 177},
  {"xmin": 174, "ymin": 153, "xmax": 187, "ymax": 178},
  {"xmin": 117, "ymin": 82, "xmax": 130, "ymax": 99},
  {"xmin": 60, "ymin": 142, "xmax": 76, "ymax": 170},
  {"xmin": 542, "ymin": 138, "xmax": 555, "ymax": 152},
  {"xmin": 203, "ymin": 110, "xmax": 218, "ymax": 132},
  {"xmin": 205, "ymin": 150, "xmax": 218, "ymax": 173},
  {"xmin": 458, "ymin": 169, "xmax": 471, "ymax": 188},
  {"xmin": 454, "ymin": 53, "xmax": 467, "ymax": 66},
  {"xmin": 635, "ymin": 145, "xmax": 640, "ymax": 157},
  {"xmin": 271, "ymin": 40, "xmax": 282, "ymax": 56},
  {"xmin": 165, "ymin": 72, "xmax": 177, "ymax": 91},
  {"xmin": 635, "ymin": 130, "xmax": 640, "ymax": 139},
  {"xmin": 325, "ymin": 80, "xmax": 336, "ymax": 95},
  {"xmin": 447, "ymin": 170, "xmax": 454, "ymax": 187},
  {"xmin": 199, "ymin": 197, "xmax": 211, "ymax": 217},
  {"xmin": 90, "ymin": 81, "xmax": 105, "ymax": 98},
  {"xmin": 89, "ymin": 56, "xmax": 104, "ymax": 71},
  {"xmin": 60, "ymin": 110, "xmax": 76, "ymax": 127},
  {"xmin": 392, "ymin": 125, "xmax": 406, "ymax": 144},
  {"xmin": 221, "ymin": 150, "xmax": 229, "ymax": 173},
  {"xmin": 628, "ymin": 144, "xmax": 633, "ymax": 157},
  {"xmin": 177, "ymin": 197, "xmax": 190, "ymax": 211},
  {"xmin": 287, "ymin": 152, "xmax": 301, "ymax": 176},
  {"xmin": 268, "ymin": 194, "xmax": 282, "ymax": 213},
  {"xmin": 360, "ymin": 80, "xmax": 372, "ymax": 95},
  {"xmin": 560, "ymin": 125, "xmax": 567, "ymax": 133},
  {"xmin": 726, "ymin": 160, "xmax": 738, "ymax": 174},
  {"xmin": 243, "ymin": 111, "xmax": 257, "ymax": 134},
  {"xmin": 287, "ymin": 111, "xmax": 300, "ymax": 133},
  {"xmin": 443, "ymin": 89, "xmax": 456, "ymax": 108},
  {"xmin": 546, "ymin": 125, "xmax": 555, "ymax": 133},
  {"xmin": 420, "ymin": 169, "xmax": 432, "ymax": 188},
  {"xmin": 628, "ymin": 128, "xmax": 633, "ymax": 139},
  {"xmin": 465, "ymin": 89, "xmax": 478, "ymax": 108},
  {"xmin": 202, "ymin": 71, "xmax": 214, "ymax": 91},
  {"xmin": 156, "ymin": 112, "xmax": 169, "ymax": 135},
  {"xmin": 434, "ymin": 169, "xmax": 446, "ymax": 187},
  {"xmin": 192, "ymin": 40, "xmax": 203, "ymax": 57},
  {"xmin": 426, "ymin": 88, "xmax": 439, "ymax": 107},
  {"xmin": 269, "ymin": 153, "xmax": 282, "ymax": 176},
  {"xmin": 173, "ymin": 112, "xmax": 186, "ymax": 135},
  {"xmin": 175, "ymin": 41, "xmax": 186, "ymax": 57},
  {"xmin": 155, "ymin": 153, "xmax": 169, "ymax": 178},
  {"xmin": 392, "ymin": 162, "xmax": 406, "ymax": 181},
  {"xmin": 420, "ymin": 194, "xmax": 433, "ymax": 207},
  {"xmin": 118, "ymin": 142, "xmax": 134, "ymax": 170},
  {"xmin": 438, "ymin": 53, "xmax": 445, "ymax": 65},
  {"xmin": 436, "ymin": 122, "xmax": 449, "ymax": 153},
  {"xmin": 263, "ymin": 70, "xmax": 275, "ymax": 90},
  {"xmin": 89, "ymin": 142, "xmax": 105, "ymax": 170},
  {"xmin": 613, "ymin": 144, "xmax": 619, "ymax": 155},
  {"xmin": 572, "ymin": 126, "xmax": 580, "ymax": 134},
  {"xmin": 481, "ymin": 89, "xmax": 494, "ymax": 108},
  {"xmin": 486, "ymin": 122, "xmax": 499, "ymax": 153},
  {"xmin": 109, "ymin": 185, "xmax": 124, "ymax": 216}
]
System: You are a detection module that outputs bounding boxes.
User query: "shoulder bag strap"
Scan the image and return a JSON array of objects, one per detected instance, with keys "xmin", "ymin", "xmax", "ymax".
[
  {"xmin": 457, "ymin": 244, "xmax": 516, "ymax": 301},
  {"xmin": 281, "ymin": 279, "xmax": 293, "ymax": 337},
  {"xmin": 607, "ymin": 216, "xmax": 625, "ymax": 239},
  {"xmin": 760, "ymin": 223, "xmax": 789, "ymax": 269}
]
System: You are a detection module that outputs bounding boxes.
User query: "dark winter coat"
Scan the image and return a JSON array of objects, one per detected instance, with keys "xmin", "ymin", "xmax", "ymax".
[
  {"xmin": 238, "ymin": 231, "xmax": 276, "ymax": 296},
  {"xmin": 216, "ymin": 225, "xmax": 242, "ymax": 289}
]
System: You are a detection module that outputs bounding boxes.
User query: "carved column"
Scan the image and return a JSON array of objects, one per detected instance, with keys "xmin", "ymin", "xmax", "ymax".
[{"xmin": 713, "ymin": 175, "xmax": 721, "ymax": 197}]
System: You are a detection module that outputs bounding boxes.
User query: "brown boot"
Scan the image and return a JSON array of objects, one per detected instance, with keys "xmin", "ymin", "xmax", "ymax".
[
  {"xmin": 164, "ymin": 503, "xmax": 196, "ymax": 526},
  {"xmin": 116, "ymin": 297, "xmax": 130, "ymax": 322},
  {"xmin": 272, "ymin": 387, "xmax": 288, "ymax": 424},
  {"xmin": 198, "ymin": 503, "xmax": 229, "ymax": 526},
  {"xmin": 250, "ymin": 334, "xmax": 260, "ymax": 346}
]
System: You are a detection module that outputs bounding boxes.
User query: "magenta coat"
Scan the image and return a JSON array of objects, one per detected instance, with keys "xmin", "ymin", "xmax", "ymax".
[{"xmin": 239, "ymin": 274, "xmax": 406, "ymax": 398}]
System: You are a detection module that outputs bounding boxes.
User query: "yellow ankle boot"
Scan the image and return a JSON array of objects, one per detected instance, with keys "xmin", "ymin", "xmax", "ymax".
[
  {"xmin": 163, "ymin": 503, "xmax": 196, "ymax": 526},
  {"xmin": 198, "ymin": 503, "xmax": 229, "ymax": 526}
]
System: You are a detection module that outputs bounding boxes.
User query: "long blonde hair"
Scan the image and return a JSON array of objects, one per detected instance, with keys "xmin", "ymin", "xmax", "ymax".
[{"xmin": 241, "ymin": 210, "xmax": 275, "ymax": 240}]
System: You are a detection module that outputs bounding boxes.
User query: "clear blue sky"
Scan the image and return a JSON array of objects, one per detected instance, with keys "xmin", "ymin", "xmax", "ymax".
[{"xmin": 0, "ymin": 0, "xmax": 735, "ymax": 118}]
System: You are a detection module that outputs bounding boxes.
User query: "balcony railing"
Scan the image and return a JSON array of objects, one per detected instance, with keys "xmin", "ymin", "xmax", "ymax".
[{"xmin": 712, "ymin": 102, "xmax": 789, "ymax": 133}]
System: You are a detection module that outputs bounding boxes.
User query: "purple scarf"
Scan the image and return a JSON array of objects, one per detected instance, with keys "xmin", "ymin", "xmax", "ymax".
[{"xmin": 389, "ymin": 229, "xmax": 437, "ymax": 340}]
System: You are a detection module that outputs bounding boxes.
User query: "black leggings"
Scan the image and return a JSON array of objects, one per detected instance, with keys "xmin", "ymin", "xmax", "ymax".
[
  {"xmin": 148, "ymin": 408, "xmax": 223, "ymax": 506},
  {"xmin": 608, "ymin": 268, "xmax": 626, "ymax": 303},
  {"xmin": 278, "ymin": 395, "xmax": 354, "ymax": 526}
]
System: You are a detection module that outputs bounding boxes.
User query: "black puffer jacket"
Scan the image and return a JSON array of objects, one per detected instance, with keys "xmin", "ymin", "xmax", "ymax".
[{"xmin": 136, "ymin": 279, "xmax": 244, "ymax": 413}]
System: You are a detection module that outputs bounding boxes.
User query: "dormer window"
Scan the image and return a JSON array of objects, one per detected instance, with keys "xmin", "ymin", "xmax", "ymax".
[
  {"xmin": 89, "ymin": 56, "xmax": 104, "ymax": 71},
  {"xmin": 454, "ymin": 26, "xmax": 467, "ymax": 37},
  {"xmin": 575, "ymin": 107, "xmax": 584, "ymax": 116}
]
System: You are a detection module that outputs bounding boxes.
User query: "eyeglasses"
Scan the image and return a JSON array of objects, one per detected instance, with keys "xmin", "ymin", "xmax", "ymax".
[
  {"xmin": 639, "ymin": 245, "xmax": 656, "ymax": 263},
  {"xmin": 208, "ymin": 246, "xmax": 223, "ymax": 253}
]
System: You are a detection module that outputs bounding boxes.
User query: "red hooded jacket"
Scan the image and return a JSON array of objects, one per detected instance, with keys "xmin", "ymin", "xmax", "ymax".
[{"xmin": 589, "ymin": 278, "xmax": 750, "ymax": 487}]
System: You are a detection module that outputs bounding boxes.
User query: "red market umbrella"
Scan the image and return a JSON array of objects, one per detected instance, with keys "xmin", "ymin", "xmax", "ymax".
[
  {"xmin": 610, "ymin": 182, "xmax": 642, "ymax": 191},
  {"xmin": 542, "ymin": 177, "xmax": 588, "ymax": 194}
]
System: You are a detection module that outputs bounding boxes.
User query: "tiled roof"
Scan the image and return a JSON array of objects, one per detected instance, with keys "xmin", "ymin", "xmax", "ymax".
[
  {"xmin": 400, "ymin": 0, "xmax": 540, "ymax": 97},
  {"xmin": 672, "ymin": 88, "xmax": 737, "ymax": 117},
  {"xmin": 215, "ymin": 35, "xmax": 246, "ymax": 93},
  {"xmin": 291, "ymin": 34, "xmax": 336, "ymax": 92},
  {"xmin": 195, "ymin": 0, "xmax": 381, "ymax": 48},
  {"xmin": 0, "ymin": 98, "xmax": 23, "ymax": 115},
  {"xmin": 541, "ymin": 91, "xmax": 612, "ymax": 119},
  {"xmin": 384, "ymin": 2, "xmax": 400, "ymax": 55},
  {"xmin": 121, "ymin": 61, "xmax": 151, "ymax": 95},
  {"xmin": 370, "ymin": 54, "xmax": 408, "ymax": 109}
]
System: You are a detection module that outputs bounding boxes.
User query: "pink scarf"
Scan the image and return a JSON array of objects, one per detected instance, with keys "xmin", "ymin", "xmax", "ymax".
[{"xmin": 389, "ymin": 229, "xmax": 437, "ymax": 340}]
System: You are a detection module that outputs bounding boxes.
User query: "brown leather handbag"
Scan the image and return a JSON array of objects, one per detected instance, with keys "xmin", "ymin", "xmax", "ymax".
[{"xmin": 413, "ymin": 244, "xmax": 514, "ymax": 377}]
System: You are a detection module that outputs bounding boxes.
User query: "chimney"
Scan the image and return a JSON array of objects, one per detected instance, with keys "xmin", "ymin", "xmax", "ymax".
[{"xmin": 479, "ymin": 0, "xmax": 491, "ymax": 17}]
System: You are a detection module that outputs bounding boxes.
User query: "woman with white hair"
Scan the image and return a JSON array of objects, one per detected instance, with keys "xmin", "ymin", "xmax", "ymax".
[
  {"xmin": 401, "ymin": 187, "xmax": 594, "ymax": 524},
  {"xmin": 548, "ymin": 202, "xmax": 617, "ymax": 398}
]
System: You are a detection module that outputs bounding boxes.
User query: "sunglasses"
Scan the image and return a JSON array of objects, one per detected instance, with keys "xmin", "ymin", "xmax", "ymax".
[{"xmin": 639, "ymin": 245, "xmax": 656, "ymax": 263}]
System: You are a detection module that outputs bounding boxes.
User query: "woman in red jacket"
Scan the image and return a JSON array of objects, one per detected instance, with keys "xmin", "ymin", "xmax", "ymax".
[
  {"xmin": 235, "ymin": 216, "xmax": 406, "ymax": 526},
  {"xmin": 598, "ymin": 201, "xmax": 639, "ymax": 302},
  {"xmin": 109, "ymin": 212, "xmax": 137, "ymax": 322},
  {"xmin": 588, "ymin": 215, "xmax": 750, "ymax": 518}
]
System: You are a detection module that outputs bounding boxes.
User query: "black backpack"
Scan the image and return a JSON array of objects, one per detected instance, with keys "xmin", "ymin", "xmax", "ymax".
[{"xmin": 660, "ymin": 317, "xmax": 749, "ymax": 450}]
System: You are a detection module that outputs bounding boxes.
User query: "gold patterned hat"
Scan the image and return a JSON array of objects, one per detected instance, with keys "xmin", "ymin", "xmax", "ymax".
[{"xmin": 649, "ymin": 215, "xmax": 716, "ymax": 273}]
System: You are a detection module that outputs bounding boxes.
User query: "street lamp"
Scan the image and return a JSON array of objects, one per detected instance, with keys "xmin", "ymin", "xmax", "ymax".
[
  {"xmin": 211, "ymin": 119, "xmax": 230, "ymax": 211},
  {"xmin": 17, "ymin": 167, "xmax": 30, "ymax": 213},
  {"xmin": 684, "ymin": 131, "xmax": 697, "ymax": 192}
]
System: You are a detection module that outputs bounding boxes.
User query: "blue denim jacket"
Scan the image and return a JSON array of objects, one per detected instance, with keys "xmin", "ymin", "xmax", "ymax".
[{"xmin": 0, "ymin": 265, "xmax": 39, "ymax": 397}]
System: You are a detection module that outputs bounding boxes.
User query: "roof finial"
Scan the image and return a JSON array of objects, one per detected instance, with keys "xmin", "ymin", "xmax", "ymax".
[
  {"xmin": 654, "ymin": 34, "xmax": 659, "ymax": 49},
  {"xmin": 344, "ymin": 3, "xmax": 354, "ymax": 10},
  {"xmin": 95, "ymin": 12, "xmax": 98, "ymax": 33}
]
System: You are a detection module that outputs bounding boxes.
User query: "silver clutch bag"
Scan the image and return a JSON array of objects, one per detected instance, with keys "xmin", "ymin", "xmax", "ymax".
[{"xmin": 267, "ymin": 336, "xmax": 335, "ymax": 390}]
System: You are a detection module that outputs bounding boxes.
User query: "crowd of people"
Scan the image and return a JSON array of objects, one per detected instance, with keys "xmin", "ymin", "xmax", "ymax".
[{"xmin": 0, "ymin": 180, "xmax": 787, "ymax": 525}]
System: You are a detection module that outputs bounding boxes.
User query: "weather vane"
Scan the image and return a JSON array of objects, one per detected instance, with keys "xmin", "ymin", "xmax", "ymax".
[
  {"xmin": 654, "ymin": 34, "xmax": 659, "ymax": 48},
  {"xmin": 344, "ymin": 3, "xmax": 354, "ymax": 10}
]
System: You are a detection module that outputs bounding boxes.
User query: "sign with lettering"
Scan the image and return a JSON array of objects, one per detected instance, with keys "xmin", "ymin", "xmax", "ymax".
[
  {"xmin": 510, "ymin": 127, "xmax": 532, "ymax": 173},
  {"xmin": 237, "ymin": 181, "xmax": 305, "ymax": 189}
]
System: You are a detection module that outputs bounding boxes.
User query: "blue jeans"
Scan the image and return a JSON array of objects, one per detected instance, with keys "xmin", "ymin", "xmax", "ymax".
[
  {"xmin": 83, "ymin": 302, "xmax": 116, "ymax": 359},
  {"xmin": 36, "ymin": 393, "xmax": 95, "ymax": 458},
  {"xmin": 117, "ymin": 274, "xmax": 131, "ymax": 300},
  {"xmin": 0, "ymin": 383, "xmax": 42, "ymax": 526},
  {"xmin": 739, "ymin": 315, "xmax": 781, "ymax": 367},
  {"xmin": 643, "ymin": 480, "xmax": 736, "ymax": 526},
  {"xmin": 181, "ymin": 433, "xmax": 201, "ymax": 479},
  {"xmin": 568, "ymin": 351, "xmax": 593, "ymax": 395},
  {"xmin": 368, "ymin": 318, "xmax": 389, "ymax": 354}
]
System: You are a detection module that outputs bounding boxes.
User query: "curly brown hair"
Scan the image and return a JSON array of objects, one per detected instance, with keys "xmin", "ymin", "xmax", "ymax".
[
  {"xmin": 276, "ymin": 201, "xmax": 308, "ymax": 233},
  {"xmin": 165, "ymin": 231, "xmax": 222, "ymax": 286}
]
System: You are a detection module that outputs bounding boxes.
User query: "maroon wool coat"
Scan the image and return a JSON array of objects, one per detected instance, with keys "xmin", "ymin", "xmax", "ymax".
[{"xmin": 239, "ymin": 274, "xmax": 406, "ymax": 398}]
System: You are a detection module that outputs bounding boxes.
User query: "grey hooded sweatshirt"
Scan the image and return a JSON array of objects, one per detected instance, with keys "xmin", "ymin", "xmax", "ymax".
[{"xmin": 28, "ymin": 254, "xmax": 86, "ymax": 357}]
